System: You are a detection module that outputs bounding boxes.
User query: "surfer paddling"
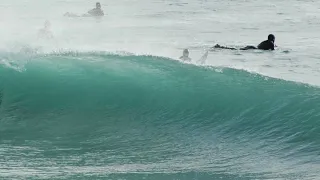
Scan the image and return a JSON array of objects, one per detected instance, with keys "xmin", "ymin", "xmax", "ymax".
[
  {"xmin": 179, "ymin": 49, "xmax": 192, "ymax": 62},
  {"xmin": 179, "ymin": 49, "xmax": 208, "ymax": 64},
  {"xmin": 64, "ymin": 2, "xmax": 104, "ymax": 17},
  {"xmin": 87, "ymin": 2, "xmax": 104, "ymax": 16},
  {"xmin": 213, "ymin": 34, "xmax": 276, "ymax": 51}
]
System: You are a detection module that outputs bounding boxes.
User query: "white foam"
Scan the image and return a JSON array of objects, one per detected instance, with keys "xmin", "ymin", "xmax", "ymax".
[{"xmin": 0, "ymin": 0, "xmax": 320, "ymax": 86}]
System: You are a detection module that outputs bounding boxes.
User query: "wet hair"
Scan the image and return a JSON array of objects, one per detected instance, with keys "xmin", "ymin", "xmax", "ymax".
[
  {"xmin": 183, "ymin": 49, "xmax": 189, "ymax": 56},
  {"xmin": 96, "ymin": 2, "xmax": 101, "ymax": 8},
  {"xmin": 268, "ymin": 34, "xmax": 275, "ymax": 42}
]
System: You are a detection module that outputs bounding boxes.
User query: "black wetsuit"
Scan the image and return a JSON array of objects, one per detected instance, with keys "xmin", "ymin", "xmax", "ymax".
[
  {"xmin": 239, "ymin": 45, "xmax": 257, "ymax": 50},
  {"xmin": 214, "ymin": 39, "xmax": 275, "ymax": 51},
  {"xmin": 88, "ymin": 8, "xmax": 104, "ymax": 16},
  {"xmin": 213, "ymin": 44, "xmax": 237, "ymax": 50},
  {"xmin": 257, "ymin": 40, "xmax": 274, "ymax": 50},
  {"xmin": 239, "ymin": 40, "xmax": 274, "ymax": 50}
]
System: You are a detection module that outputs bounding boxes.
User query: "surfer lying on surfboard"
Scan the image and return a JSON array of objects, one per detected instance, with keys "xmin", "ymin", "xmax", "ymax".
[
  {"xmin": 213, "ymin": 34, "xmax": 276, "ymax": 51},
  {"xmin": 64, "ymin": 2, "xmax": 104, "ymax": 17}
]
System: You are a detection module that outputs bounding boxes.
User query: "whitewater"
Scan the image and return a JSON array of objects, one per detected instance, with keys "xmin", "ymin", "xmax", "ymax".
[{"xmin": 0, "ymin": 0, "xmax": 320, "ymax": 180}]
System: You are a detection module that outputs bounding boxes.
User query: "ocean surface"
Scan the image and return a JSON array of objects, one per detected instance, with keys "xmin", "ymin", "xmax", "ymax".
[{"xmin": 0, "ymin": 0, "xmax": 320, "ymax": 179}]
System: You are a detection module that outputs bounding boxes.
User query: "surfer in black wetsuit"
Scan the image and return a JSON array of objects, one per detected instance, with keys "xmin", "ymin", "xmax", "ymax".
[
  {"xmin": 179, "ymin": 49, "xmax": 192, "ymax": 62},
  {"xmin": 179, "ymin": 49, "xmax": 209, "ymax": 64},
  {"xmin": 87, "ymin": 2, "xmax": 104, "ymax": 16},
  {"xmin": 64, "ymin": 2, "xmax": 104, "ymax": 17},
  {"xmin": 241, "ymin": 34, "xmax": 275, "ymax": 50},
  {"xmin": 213, "ymin": 34, "xmax": 276, "ymax": 51}
]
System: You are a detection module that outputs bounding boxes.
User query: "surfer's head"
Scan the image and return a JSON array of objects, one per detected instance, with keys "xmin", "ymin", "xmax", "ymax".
[
  {"xmin": 183, "ymin": 49, "xmax": 189, "ymax": 57},
  {"xmin": 268, "ymin": 34, "xmax": 275, "ymax": 43},
  {"xmin": 96, "ymin": 2, "xmax": 101, "ymax": 9}
]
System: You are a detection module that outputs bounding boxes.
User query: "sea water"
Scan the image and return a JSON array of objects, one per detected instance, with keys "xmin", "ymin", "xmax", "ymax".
[{"xmin": 0, "ymin": 0, "xmax": 320, "ymax": 179}]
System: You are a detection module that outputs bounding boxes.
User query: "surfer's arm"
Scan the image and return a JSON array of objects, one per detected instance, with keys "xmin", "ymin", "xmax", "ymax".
[{"xmin": 196, "ymin": 51, "xmax": 208, "ymax": 65}]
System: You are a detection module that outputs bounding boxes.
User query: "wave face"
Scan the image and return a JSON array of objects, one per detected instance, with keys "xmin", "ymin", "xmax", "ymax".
[{"xmin": 0, "ymin": 52, "xmax": 320, "ymax": 180}]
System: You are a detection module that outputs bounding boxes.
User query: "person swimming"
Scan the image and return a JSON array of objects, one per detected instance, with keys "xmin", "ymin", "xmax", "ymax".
[
  {"xmin": 64, "ymin": 2, "xmax": 104, "ymax": 17},
  {"xmin": 213, "ymin": 34, "xmax": 276, "ymax": 51},
  {"xmin": 37, "ymin": 20, "xmax": 53, "ymax": 39},
  {"xmin": 179, "ymin": 49, "xmax": 209, "ymax": 64},
  {"xmin": 179, "ymin": 49, "xmax": 192, "ymax": 62},
  {"xmin": 240, "ymin": 34, "xmax": 275, "ymax": 50},
  {"xmin": 87, "ymin": 2, "xmax": 104, "ymax": 16},
  {"xmin": 257, "ymin": 34, "xmax": 275, "ymax": 50}
]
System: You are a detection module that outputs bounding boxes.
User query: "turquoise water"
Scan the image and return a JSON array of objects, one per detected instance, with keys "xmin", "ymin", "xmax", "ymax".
[
  {"xmin": 0, "ymin": 52, "xmax": 320, "ymax": 179},
  {"xmin": 1, "ymin": 0, "xmax": 320, "ymax": 179}
]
